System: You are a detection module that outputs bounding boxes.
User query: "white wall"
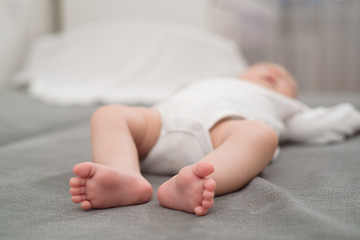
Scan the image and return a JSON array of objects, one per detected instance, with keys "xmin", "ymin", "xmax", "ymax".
[
  {"xmin": 0, "ymin": 0, "xmax": 55, "ymax": 87},
  {"xmin": 61, "ymin": 0, "xmax": 209, "ymax": 30}
]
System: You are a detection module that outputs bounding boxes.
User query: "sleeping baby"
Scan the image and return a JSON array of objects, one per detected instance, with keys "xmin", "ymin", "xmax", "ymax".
[{"xmin": 69, "ymin": 62, "xmax": 360, "ymax": 216}]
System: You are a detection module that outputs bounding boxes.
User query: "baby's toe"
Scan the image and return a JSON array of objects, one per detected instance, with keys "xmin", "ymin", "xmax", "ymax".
[
  {"xmin": 80, "ymin": 200, "xmax": 92, "ymax": 210},
  {"xmin": 71, "ymin": 195, "xmax": 87, "ymax": 204},
  {"xmin": 202, "ymin": 199, "xmax": 214, "ymax": 209},
  {"xmin": 73, "ymin": 162, "xmax": 95, "ymax": 178},
  {"xmin": 69, "ymin": 177, "xmax": 86, "ymax": 187},
  {"xmin": 69, "ymin": 187, "xmax": 86, "ymax": 195},
  {"xmin": 193, "ymin": 162, "xmax": 214, "ymax": 178},
  {"xmin": 203, "ymin": 190, "xmax": 214, "ymax": 200},
  {"xmin": 203, "ymin": 178, "xmax": 216, "ymax": 192},
  {"xmin": 194, "ymin": 206, "xmax": 208, "ymax": 216}
]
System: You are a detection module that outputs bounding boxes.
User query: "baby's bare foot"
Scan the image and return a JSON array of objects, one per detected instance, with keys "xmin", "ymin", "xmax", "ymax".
[
  {"xmin": 157, "ymin": 162, "xmax": 216, "ymax": 216},
  {"xmin": 69, "ymin": 162, "xmax": 152, "ymax": 210}
]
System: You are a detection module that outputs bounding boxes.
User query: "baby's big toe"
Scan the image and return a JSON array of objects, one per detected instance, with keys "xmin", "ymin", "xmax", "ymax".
[
  {"xmin": 193, "ymin": 162, "xmax": 214, "ymax": 178},
  {"xmin": 73, "ymin": 162, "xmax": 95, "ymax": 178}
]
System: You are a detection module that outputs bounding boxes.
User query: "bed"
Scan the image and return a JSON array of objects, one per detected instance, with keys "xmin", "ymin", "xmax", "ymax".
[{"xmin": 1, "ymin": 87, "xmax": 360, "ymax": 239}]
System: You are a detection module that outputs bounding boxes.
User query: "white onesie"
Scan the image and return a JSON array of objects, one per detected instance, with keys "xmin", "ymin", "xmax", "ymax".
[{"xmin": 141, "ymin": 78, "xmax": 360, "ymax": 174}]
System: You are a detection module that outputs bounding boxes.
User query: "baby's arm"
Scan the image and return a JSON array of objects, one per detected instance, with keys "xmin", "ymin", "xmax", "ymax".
[{"xmin": 284, "ymin": 103, "xmax": 360, "ymax": 144}]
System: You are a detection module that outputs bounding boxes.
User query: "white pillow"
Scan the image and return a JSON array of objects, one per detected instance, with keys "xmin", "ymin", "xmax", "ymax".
[{"xmin": 16, "ymin": 19, "xmax": 247, "ymax": 106}]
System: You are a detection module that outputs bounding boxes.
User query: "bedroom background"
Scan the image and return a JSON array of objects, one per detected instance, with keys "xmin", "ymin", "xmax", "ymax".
[{"xmin": 1, "ymin": 0, "xmax": 359, "ymax": 92}]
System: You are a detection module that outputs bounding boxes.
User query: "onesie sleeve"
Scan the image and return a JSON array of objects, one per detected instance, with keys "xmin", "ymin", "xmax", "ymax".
[{"xmin": 283, "ymin": 103, "xmax": 360, "ymax": 144}]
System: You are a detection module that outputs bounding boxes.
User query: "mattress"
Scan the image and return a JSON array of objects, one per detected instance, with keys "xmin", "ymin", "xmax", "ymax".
[{"xmin": 1, "ymin": 88, "xmax": 360, "ymax": 240}]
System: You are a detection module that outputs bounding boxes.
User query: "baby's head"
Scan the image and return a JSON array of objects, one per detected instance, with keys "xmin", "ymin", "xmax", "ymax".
[{"xmin": 240, "ymin": 62, "xmax": 298, "ymax": 98}]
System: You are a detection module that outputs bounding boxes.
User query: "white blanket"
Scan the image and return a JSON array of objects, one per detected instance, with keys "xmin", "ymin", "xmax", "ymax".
[{"xmin": 16, "ymin": 19, "xmax": 247, "ymax": 106}]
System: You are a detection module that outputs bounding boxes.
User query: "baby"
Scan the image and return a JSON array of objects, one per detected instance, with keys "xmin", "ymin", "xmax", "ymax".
[{"xmin": 69, "ymin": 62, "xmax": 360, "ymax": 216}]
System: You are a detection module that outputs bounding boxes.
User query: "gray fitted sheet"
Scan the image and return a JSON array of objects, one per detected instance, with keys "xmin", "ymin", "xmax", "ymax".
[{"xmin": 1, "ymin": 88, "xmax": 360, "ymax": 240}]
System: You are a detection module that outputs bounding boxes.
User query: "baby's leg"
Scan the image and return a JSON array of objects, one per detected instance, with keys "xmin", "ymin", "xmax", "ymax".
[
  {"xmin": 204, "ymin": 119, "xmax": 278, "ymax": 195},
  {"xmin": 157, "ymin": 119, "xmax": 278, "ymax": 215},
  {"xmin": 69, "ymin": 105, "xmax": 161, "ymax": 210}
]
